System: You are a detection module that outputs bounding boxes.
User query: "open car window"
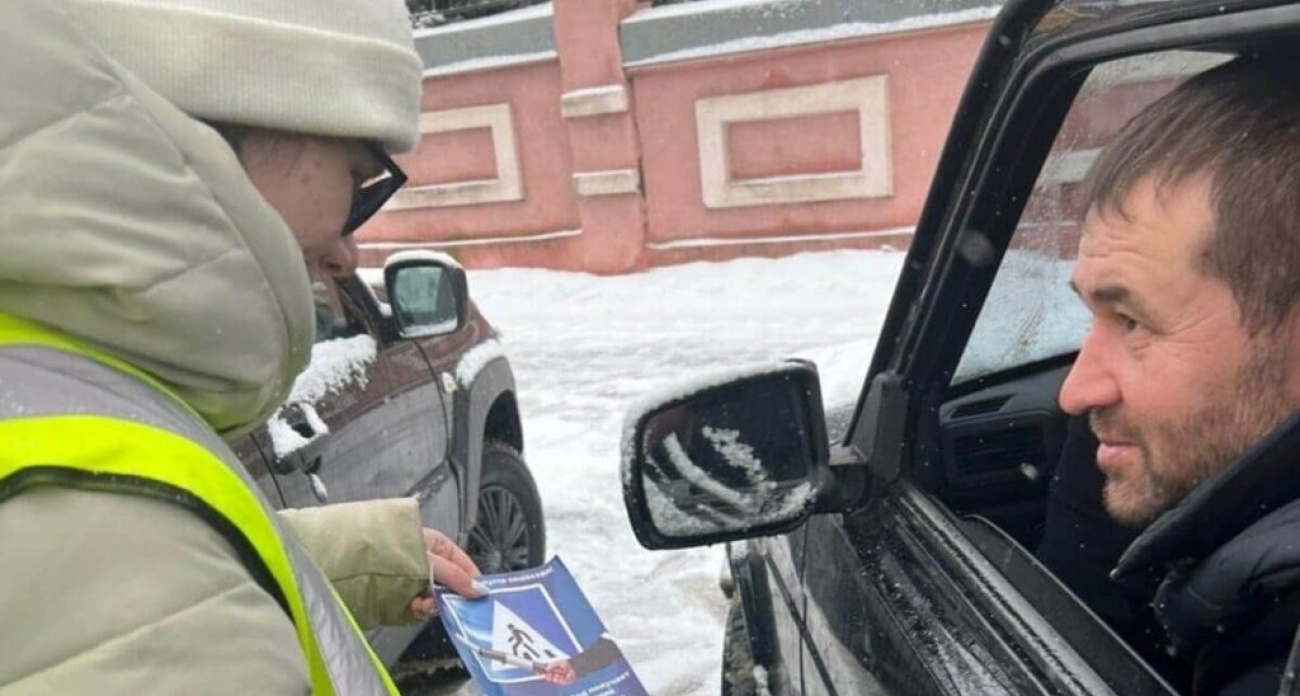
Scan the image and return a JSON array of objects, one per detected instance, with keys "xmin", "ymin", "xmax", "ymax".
[{"xmin": 951, "ymin": 50, "xmax": 1231, "ymax": 385}]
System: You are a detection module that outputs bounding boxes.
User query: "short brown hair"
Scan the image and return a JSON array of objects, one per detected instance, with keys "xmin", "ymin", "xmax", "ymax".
[{"xmin": 1078, "ymin": 57, "xmax": 1300, "ymax": 333}]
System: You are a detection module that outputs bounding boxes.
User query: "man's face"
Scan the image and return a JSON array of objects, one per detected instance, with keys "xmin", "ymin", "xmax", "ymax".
[{"xmin": 1059, "ymin": 174, "xmax": 1295, "ymax": 527}]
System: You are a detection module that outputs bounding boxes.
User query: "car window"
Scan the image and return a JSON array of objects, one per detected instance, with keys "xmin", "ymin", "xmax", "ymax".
[
  {"xmin": 313, "ymin": 279, "xmax": 360, "ymax": 343},
  {"xmin": 951, "ymin": 50, "xmax": 1231, "ymax": 384}
]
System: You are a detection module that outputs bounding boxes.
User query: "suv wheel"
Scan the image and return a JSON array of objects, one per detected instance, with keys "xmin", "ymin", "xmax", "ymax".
[
  {"xmin": 467, "ymin": 441, "xmax": 545, "ymax": 573},
  {"xmin": 723, "ymin": 601, "xmax": 759, "ymax": 696}
]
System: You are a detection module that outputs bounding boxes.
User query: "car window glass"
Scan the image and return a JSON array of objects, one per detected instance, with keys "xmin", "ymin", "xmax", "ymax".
[
  {"xmin": 313, "ymin": 279, "xmax": 358, "ymax": 343},
  {"xmin": 951, "ymin": 50, "xmax": 1230, "ymax": 384}
]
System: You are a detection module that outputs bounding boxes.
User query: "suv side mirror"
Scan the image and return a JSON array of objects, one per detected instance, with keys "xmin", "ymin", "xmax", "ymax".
[
  {"xmin": 383, "ymin": 251, "xmax": 469, "ymax": 339},
  {"xmin": 621, "ymin": 360, "xmax": 833, "ymax": 550}
]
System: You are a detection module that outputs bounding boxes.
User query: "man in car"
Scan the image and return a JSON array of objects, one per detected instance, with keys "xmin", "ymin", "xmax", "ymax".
[
  {"xmin": 1056, "ymin": 57, "xmax": 1300, "ymax": 695},
  {"xmin": 0, "ymin": 1, "xmax": 483, "ymax": 694}
]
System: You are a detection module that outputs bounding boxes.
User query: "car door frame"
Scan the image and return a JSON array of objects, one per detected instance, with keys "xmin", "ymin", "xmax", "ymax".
[
  {"xmin": 788, "ymin": 1, "xmax": 1300, "ymax": 695},
  {"xmin": 339, "ymin": 274, "xmax": 463, "ymax": 534},
  {"xmin": 326, "ymin": 274, "xmax": 475, "ymax": 663},
  {"xmin": 267, "ymin": 280, "xmax": 396, "ymax": 509}
]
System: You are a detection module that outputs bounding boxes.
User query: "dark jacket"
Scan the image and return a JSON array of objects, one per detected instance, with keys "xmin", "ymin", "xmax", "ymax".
[{"xmin": 1112, "ymin": 411, "xmax": 1300, "ymax": 696}]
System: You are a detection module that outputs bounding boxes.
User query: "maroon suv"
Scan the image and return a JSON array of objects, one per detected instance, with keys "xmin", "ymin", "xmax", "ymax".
[{"xmin": 232, "ymin": 250, "xmax": 545, "ymax": 670}]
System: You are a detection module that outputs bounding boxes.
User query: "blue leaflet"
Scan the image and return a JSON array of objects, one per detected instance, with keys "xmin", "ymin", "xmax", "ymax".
[{"xmin": 436, "ymin": 557, "xmax": 650, "ymax": 696}]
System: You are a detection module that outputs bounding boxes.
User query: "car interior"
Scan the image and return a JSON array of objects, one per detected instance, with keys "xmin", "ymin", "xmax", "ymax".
[{"xmin": 930, "ymin": 357, "xmax": 1182, "ymax": 681}]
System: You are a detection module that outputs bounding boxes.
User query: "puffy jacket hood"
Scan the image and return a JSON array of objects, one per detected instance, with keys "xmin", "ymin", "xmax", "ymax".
[{"xmin": 0, "ymin": 2, "xmax": 315, "ymax": 437}]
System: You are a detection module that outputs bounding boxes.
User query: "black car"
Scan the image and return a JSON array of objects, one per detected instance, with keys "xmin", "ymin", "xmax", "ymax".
[
  {"xmin": 232, "ymin": 250, "xmax": 545, "ymax": 670},
  {"xmin": 621, "ymin": 1, "xmax": 1300, "ymax": 695}
]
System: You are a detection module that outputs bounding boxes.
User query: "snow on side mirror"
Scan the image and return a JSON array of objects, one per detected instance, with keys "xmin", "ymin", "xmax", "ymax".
[
  {"xmin": 384, "ymin": 250, "xmax": 469, "ymax": 339},
  {"xmin": 621, "ymin": 360, "xmax": 832, "ymax": 550}
]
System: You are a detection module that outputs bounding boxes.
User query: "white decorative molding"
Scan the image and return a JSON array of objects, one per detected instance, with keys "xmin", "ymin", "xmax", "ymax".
[
  {"xmin": 572, "ymin": 169, "xmax": 641, "ymax": 197},
  {"xmin": 695, "ymin": 75, "xmax": 892, "ymax": 209},
  {"xmin": 646, "ymin": 226, "xmax": 913, "ymax": 250},
  {"xmin": 387, "ymin": 103, "xmax": 523, "ymax": 210},
  {"xmin": 359, "ymin": 229, "xmax": 583, "ymax": 249},
  {"xmin": 561, "ymin": 84, "xmax": 629, "ymax": 118}
]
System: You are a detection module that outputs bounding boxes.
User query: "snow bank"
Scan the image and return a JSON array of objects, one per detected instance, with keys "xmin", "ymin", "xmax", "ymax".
[{"xmin": 467, "ymin": 249, "xmax": 905, "ymax": 695}]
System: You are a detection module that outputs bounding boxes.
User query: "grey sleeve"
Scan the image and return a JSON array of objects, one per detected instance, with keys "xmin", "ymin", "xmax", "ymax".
[{"xmin": 0, "ymin": 487, "xmax": 311, "ymax": 696}]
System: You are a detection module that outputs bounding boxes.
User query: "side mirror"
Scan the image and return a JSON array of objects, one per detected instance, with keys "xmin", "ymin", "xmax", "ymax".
[
  {"xmin": 383, "ymin": 250, "xmax": 469, "ymax": 339},
  {"xmin": 621, "ymin": 360, "xmax": 832, "ymax": 550}
]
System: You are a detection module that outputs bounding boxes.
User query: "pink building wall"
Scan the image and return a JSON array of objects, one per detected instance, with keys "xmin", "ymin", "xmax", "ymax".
[
  {"xmin": 630, "ymin": 24, "xmax": 987, "ymax": 267},
  {"xmin": 363, "ymin": 60, "xmax": 587, "ymax": 268},
  {"xmin": 358, "ymin": 6, "xmax": 991, "ymax": 273}
]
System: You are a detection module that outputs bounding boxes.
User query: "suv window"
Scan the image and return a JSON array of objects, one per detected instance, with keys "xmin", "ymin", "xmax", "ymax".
[
  {"xmin": 952, "ymin": 51, "xmax": 1230, "ymax": 384},
  {"xmin": 312, "ymin": 279, "xmax": 362, "ymax": 343}
]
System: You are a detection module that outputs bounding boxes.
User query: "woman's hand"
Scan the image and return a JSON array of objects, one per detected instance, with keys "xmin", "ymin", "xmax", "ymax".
[{"xmin": 410, "ymin": 528, "xmax": 487, "ymax": 619}]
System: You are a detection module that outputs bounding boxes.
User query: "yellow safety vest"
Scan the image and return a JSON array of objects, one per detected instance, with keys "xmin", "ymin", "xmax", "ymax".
[{"xmin": 0, "ymin": 313, "xmax": 401, "ymax": 696}]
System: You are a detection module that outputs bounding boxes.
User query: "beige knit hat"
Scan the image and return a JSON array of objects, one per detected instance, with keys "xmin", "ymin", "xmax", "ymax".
[{"xmin": 66, "ymin": 0, "xmax": 424, "ymax": 153}]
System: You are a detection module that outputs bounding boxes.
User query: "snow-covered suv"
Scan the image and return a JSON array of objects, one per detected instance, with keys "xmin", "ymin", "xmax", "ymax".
[{"xmin": 232, "ymin": 250, "xmax": 545, "ymax": 668}]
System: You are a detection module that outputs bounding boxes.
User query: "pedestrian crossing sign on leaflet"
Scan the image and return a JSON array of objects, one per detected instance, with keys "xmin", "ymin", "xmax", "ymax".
[
  {"xmin": 442, "ymin": 583, "xmax": 580, "ymax": 683},
  {"xmin": 435, "ymin": 558, "xmax": 649, "ymax": 696},
  {"xmin": 489, "ymin": 599, "xmax": 572, "ymax": 673}
]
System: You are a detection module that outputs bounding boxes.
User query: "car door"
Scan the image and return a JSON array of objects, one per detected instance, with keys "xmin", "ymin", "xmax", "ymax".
[
  {"xmin": 341, "ymin": 274, "xmax": 462, "ymax": 539},
  {"xmin": 796, "ymin": 2, "xmax": 1299, "ymax": 695},
  {"xmin": 268, "ymin": 280, "xmax": 400, "ymax": 508},
  {"xmin": 732, "ymin": 529, "xmax": 810, "ymax": 695}
]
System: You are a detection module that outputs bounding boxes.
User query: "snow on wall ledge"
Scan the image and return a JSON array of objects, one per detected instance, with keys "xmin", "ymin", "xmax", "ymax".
[
  {"xmin": 622, "ymin": 0, "xmax": 1001, "ymax": 68},
  {"xmin": 413, "ymin": 2, "xmax": 555, "ymax": 77}
]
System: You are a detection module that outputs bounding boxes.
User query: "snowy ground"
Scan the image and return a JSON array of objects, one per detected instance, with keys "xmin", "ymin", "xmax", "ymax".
[{"xmin": 460, "ymin": 249, "xmax": 904, "ymax": 695}]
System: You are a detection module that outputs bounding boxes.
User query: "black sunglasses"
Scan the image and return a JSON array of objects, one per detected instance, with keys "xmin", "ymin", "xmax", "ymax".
[{"xmin": 342, "ymin": 142, "xmax": 408, "ymax": 237}]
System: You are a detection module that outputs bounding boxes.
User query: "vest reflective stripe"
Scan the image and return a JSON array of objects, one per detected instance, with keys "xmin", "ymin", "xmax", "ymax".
[{"xmin": 0, "ymin": 317, "xmax": 400, "ymax": 696}]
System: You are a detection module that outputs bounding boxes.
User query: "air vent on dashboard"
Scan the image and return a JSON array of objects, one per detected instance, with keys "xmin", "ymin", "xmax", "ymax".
[
  {"xmin": 951, "ymin": 395, "xmax": 1012, "ymax": 419},
  {"xmin": 951, "ymin": 427, "xmax": 1045, "ymax": 477}
]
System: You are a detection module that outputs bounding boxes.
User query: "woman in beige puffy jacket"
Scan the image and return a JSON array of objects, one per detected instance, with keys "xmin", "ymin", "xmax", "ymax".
[{"xmin": 0, "ymin": 1, "xmax": 483, "ymax": 694}]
